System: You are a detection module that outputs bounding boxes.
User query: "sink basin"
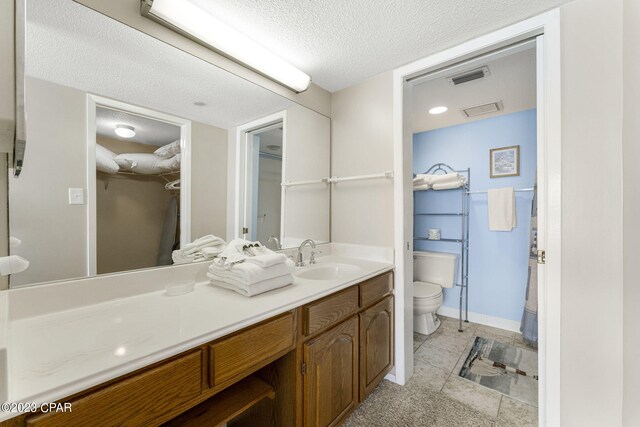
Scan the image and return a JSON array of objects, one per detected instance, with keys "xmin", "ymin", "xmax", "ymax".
[{"xmin": 294, "ymin": 263, "xmax": 361, "ymax": 281}]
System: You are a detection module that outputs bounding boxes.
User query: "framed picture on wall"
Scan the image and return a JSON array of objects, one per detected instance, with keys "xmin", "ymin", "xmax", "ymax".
[{"xmin": 490, "ymin": 145, "xmax": 520, "ymax": 178}]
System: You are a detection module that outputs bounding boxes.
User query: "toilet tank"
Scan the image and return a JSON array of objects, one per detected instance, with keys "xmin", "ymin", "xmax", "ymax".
[{"xmin": 413, "ymin": 251, "xmax": 458, "ymax": 288}]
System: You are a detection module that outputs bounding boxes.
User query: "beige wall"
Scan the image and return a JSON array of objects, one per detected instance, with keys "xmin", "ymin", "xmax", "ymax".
[
  {"xmin": 560, "ymin": 0, "xmax": 624, "ymax": 424},
  {"xmin": 9, "ymin": 77, "xmax": 228, "ymax": 287},
  {"xmin": 190, "ymin": 121, "xmax": 228, "ymax": 240},
  {"xmin": 623, "ymin": 0, "xmax": 640, "ymax": 424},
  {"xmin": 96, "ymin": 137, "xmax": 174, "ymax": 275},
  {"xmin": 282, "ymin": 104, "xmax": 330, "ymax": 246},
  {"xmin": 10, "ymin": 77, "xmax": 88, "ymax": 286},
  {"xmin": 330, "ymin": 71, "xmax": 395, "ymax": 247}
]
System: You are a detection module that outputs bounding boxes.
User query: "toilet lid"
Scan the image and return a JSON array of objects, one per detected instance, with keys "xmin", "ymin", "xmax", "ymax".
[{"xmin": 414, "ymin": 281, "xmax": 442, "ymax": 298}]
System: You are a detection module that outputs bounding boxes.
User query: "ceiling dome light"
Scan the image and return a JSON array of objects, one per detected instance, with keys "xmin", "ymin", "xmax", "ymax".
[
  {"xmin": 429, "ymin": 106, "xmax": 448, "ymax": 115},
  {"xmin": 114, "ymin": 125, "xmax": 135, "ymax": 138}
]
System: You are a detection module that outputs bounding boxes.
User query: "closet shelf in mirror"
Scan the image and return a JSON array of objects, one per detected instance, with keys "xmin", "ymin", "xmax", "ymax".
[{"xmin": 98, "ymin": 170, "xmax": 180, "ymax": 191}]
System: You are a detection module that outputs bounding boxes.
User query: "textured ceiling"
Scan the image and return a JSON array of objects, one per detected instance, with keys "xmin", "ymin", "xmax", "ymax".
[
  {"xmin": 26, "ymin": 0, "xmax": 294, "ymax": 130},
  {"xmin": 189, "ymin": 0, "xmax": 572, "ymax": 91},
  {"xmin": 96, "ymin": 107, "xmax": 181, "ymax": 147},
  {"xmin": 412, "ymin": 47, "xmax": 536, "ymax": 133}
]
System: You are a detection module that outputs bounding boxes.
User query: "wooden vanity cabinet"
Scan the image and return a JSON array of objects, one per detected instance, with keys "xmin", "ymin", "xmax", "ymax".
[
  {"xmin": 300, "ymin": 271, "xmax": 394, "ymax": 426},
  {"xmin": 1, "ymin": 271, "xmax": 395, "ymax": 427},
  {"xmin": 303, "ymin": 316, "xmax": 359, "ymax": 427},
  {"xmin": 359, "ymin": 295, "xmax": 394, "ymax": 400}
]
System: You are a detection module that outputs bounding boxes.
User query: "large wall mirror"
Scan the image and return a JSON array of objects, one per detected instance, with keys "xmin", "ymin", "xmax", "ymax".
[{"xmin": 8, "ymin": 0, "xmax": 330, "ymax": 288}]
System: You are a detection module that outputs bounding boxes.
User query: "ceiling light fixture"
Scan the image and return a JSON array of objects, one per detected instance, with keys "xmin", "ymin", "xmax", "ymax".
[
  {"xmin": 141, "ymin": 0, "xmax": 311, "ymax": 93},
  {"xmin": 114, "ymin": 125, "xmax": 136, "ymax": 138},
  {"xmin": 428, "ymin": 106, "xmax": 448, "ymax": 115}
]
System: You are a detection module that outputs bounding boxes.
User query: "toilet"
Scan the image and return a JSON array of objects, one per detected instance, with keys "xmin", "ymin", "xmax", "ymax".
[{"xmin": 413, "ymin": 251, "xmax": 458, "ymax": 335}]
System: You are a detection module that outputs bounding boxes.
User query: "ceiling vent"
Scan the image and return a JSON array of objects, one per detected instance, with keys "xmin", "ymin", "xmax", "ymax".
[
  {"xmin": 461, "ymin": 101, "xmax": 503, "ymax": 118},
  {"xmin": 446, "ymin": 66, "xmax": 491, "ymax": 86}
]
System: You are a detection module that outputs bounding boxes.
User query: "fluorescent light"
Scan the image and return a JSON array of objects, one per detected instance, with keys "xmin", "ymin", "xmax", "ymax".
[
  {"xmin": 429, "ymin": 106, "xmax": 448, "ymax": 115},
  {"xmin": 114, "ymin": 125, "xmax": 135, "ymax": 138},
  {"xmin": 142, "ymin": 0, "xmax": 311, "ymax": 93}
]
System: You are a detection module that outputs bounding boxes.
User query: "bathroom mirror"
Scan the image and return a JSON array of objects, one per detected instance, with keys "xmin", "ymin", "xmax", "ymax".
[{"xmin": 8, "ymin": 0, "xmax": 330, "ymax": 287}]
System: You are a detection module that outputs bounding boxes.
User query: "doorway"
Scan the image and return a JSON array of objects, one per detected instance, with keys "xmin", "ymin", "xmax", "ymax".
[
  {"xmin": 86, "ymin": 95, "xmax": 192, "ymax": 276},
  {"xmin": 392, "ymin": 11, "xmax": 562, "ymax": 426}
]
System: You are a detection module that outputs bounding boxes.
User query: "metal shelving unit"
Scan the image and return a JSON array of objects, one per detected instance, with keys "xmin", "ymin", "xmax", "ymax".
[{"xmin": 414, "ymin": 163, "xmax": 470, "ymax": 332}]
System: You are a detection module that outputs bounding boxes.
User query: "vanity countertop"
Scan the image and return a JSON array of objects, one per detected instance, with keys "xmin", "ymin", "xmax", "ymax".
[{"xmin": 0, "ymin": 255, "xmax": 393, "ymax": 421}]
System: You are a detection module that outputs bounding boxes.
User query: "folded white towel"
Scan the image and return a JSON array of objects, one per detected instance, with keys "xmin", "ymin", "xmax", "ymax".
[
  {"xmin": 488, "ymin": 187, "xmax": 517, "ymax": 231},
  {"xmin": 183, "ymin": 235, "xmax": 225, "ymax": 251},
  {"xmin": 209, "ymin": 274, "xmax": 294, "ymax": 297},
  {"xmin": 209, "ymin": 259, "xmax": 295, "ymax": 285},
  {"xmin": 173, "ymin": 251, "xmax": 218, "ymax": 264},
  {"xmin": 245, "ymin": 253, "xmax": 288, "ymax": 268},
  {"xmin": 432, "ymin": 179, "xmax": 466, "ymax": 190},
  {"xmin": 172, "ymin": 234, "xmax": 226, "ymax": 264}
]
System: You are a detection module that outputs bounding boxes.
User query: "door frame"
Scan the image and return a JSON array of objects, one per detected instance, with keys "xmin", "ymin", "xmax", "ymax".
[
  {"xmin": 86, "ymin": 94, "xmax": 192, "ymax": 276},
  {"xmin": 392, "ymin": 9, "xmax": 561, "ymax": 426},
  {"xmin": 232, "ymin": 111, "xmax": 287, "ymax": 242}
]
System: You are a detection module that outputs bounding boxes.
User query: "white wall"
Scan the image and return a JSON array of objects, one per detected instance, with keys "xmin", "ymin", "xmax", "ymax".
[
  {"xmin": 330, "ymin": 71, "xmax": 395, "ymax": 247},
  {"xmin": 623, "ymin": 0, "xmax": 640, "ymax": 424},
  {"xmin": 560, "ymin": 0, "xmax": 624, "ymax": 424},
  {"xmin": 10, "ymin": 77, "xmax": 228, "ymax": 287}
]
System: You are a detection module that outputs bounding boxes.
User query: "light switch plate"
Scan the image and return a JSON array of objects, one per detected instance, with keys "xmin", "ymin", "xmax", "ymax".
[{"xmin": 68, "ymin": 188, "xmax": 84, "ymax": 205}]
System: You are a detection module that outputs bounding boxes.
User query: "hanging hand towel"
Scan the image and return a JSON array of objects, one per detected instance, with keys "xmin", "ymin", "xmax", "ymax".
[{"xmin": 488, "ymin": 187, "xmax": 516, "ymax": 231}]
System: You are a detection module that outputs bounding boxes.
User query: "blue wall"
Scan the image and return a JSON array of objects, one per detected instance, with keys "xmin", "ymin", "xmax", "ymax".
[{"xmin": 413, "ymin": 109, "xmax": 536, "ymax": 322}]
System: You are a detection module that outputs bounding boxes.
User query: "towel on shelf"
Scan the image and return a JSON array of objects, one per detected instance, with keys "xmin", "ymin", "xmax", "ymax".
[
  {"xmin": 172, "ymin": 234, "xmax": 226, "ymax": 264},
  {"xmin": 488, "ymin": 187, "xmax": 517, "ymax": 231},
  {"xmin": 413, "ymin": 183, "xmax": 431, "ymax": 191},
  {"xmin": 430, "ymin": 173, "xmax": 463, "ymax": 185},
  {"xmin": 432, "ymin": 178, "xmax": 467, "ymax": 190},
  {"xmin": 209, "ymin": 275, "xmax": 293, "ymax": 297}
]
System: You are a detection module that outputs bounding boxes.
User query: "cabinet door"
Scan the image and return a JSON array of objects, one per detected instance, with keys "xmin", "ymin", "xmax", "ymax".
[
  {"xmin": 303, "ymin": 316, "xmax": 359, "ymax": 427},
  {"xmin": 359, "ymin": 295, "xmax": 394, "ymax": 400}
]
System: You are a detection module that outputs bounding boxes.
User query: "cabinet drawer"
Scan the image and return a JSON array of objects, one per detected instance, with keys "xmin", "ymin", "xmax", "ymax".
[
  {"xmin": 209, "ymin": 311, "xmax": 295, "ymax": 387},
  {"xmin": 27, "ymin": 350, "xmax": 203, "ymax": 427},
  {"xmin": 303, "ymin": 286, "xmax": 359, "ymax": 336},
  {"xmin": 359, "ymin": 271, "xmax": 393, "ymax": 308}
]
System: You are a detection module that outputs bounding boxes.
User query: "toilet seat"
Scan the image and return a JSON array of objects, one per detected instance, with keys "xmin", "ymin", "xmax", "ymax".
[{"xmin": 413, "ymin": 281, "xmax": 442, "ymax": 299}]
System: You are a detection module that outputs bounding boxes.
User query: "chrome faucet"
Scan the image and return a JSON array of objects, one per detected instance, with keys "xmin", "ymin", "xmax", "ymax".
[
  {"xmin": 267, "ymin": 235, "xmax": 282, "ymax": 250},
  {"xmin": 296, "ymin": 239, "xmax": 317, "ymax": 267}
]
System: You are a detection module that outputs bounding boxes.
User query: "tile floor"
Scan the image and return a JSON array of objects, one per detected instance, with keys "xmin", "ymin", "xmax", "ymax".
[{"xmin": 343, "ymin": 316, "xmax": 539, "ymax": 426}]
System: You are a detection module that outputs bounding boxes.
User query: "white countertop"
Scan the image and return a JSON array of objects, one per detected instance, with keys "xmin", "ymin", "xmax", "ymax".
[{"xmin": 1, "ymin": 254, "xmax": 392, "ymax": 421}]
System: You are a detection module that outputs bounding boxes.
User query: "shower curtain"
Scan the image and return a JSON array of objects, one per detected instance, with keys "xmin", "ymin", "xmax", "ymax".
[
  {"xmin": 157, "ymin": 196, "xmax": 178, "ymax": 266},
  {"xmin": 520, "ymin": 187, "xmax": 538, "ymax": 346}
]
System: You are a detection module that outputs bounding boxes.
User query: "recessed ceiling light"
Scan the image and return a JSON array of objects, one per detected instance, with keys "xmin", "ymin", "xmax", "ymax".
[
  {"xmin": 114, "ymin": 125, "xmax": 135, "ymax": 138},
  {"xmin": 429, "ymin": 106, "xmax": 448, "ymax": 115},
  {"xmin": 193, "ymin": 101, "xmax": 206, "ymax": 107}
]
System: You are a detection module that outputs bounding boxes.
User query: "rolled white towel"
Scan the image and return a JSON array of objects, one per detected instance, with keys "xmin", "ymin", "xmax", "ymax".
[
  {"xmin": 208, "ymin": 258, "xmax": 295, "ymax": 285},
  {"xmin": 413, "ymin": 183, "xmax": 431, "ymax": 191},
  {"xmin": 430, "ymin": 173, "xmax": 463, "ymax": 185},
  {"xmin": 209, "ymin": 274, "xmax": 294, "ymax": 297}
]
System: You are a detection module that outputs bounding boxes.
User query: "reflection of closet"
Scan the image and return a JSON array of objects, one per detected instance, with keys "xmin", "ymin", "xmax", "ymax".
[{"xmin": 96, "ymin": 136, "xmax": 179, "ymax": 275}]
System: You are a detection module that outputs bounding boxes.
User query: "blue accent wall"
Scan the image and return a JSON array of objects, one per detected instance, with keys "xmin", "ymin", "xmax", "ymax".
[{"xmin": 413, "ymin": 109, "xmax": 536, "ymax": 322}]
